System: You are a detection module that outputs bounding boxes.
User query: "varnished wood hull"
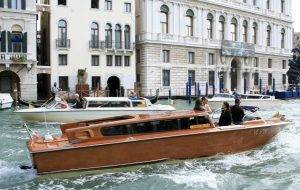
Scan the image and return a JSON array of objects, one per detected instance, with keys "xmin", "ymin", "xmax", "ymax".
[{"xmin": 29, "ymin": 123, "xmax": 286, "ymax": 174}]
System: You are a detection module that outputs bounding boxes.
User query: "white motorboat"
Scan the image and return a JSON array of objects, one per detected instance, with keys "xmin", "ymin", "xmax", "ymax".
[
  {"xmin": 208, "ymin": 93, "xmax": 281, "ymax": 110},
  {"xmin": 0, "ymin": 93, "xmax": 14, "ymax": 109},
  {"xmin": 15, "ymin": 97, "xmax": 176, "ymax": 123}
]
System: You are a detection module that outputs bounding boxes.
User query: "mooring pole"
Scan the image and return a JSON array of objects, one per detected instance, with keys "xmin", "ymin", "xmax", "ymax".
[
  {"xmin": 197, "ymin": 82, "xmax": 200, "ymax": 97},
  {"xmin": 212, "ymin": 83, "xmax": 215, "ymax": 96},
  {"xmin": 259, "ymin": 79, "xmax": 262, "ymax": 94},
  {"xmin": 186, "ymin": 82, "xmax": 188, "ymax": 99},
  {"xmin": 272, "ymin": 78, "xmax": 276, "ymax": 94},
  {"xmin": 206, "ymin": 82, "xmax": 208, "ymax": 97},
  {"xmin": 244, "ymin": 78, "xmax": 247, "ymax": 94},
  {"xmin": 188, "ymin": 76, "xmax": 192, "ymax": 104}
]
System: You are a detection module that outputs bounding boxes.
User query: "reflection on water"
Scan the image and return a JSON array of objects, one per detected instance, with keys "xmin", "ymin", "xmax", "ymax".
[{"xmin": 0, "ymin": 100, "xmax": 299, "ymax": 189}]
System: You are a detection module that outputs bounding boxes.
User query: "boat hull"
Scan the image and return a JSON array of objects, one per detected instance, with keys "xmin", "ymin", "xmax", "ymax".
[
  {"xmin": 30, "ymin": 123, "xmax": 286, "ymax": 174},
  {"xmin": 17, "ymin": 109, "xmax": 175, "ymax": 123}
]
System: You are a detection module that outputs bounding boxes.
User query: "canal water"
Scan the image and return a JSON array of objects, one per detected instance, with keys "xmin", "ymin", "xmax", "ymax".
[{"xmin": 0, "ymin": 100, "xmax": 299, "ymax": 190}]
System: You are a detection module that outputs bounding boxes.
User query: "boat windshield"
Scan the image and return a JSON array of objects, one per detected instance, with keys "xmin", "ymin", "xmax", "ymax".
[
  {"xmin": 45, "ymin": 100, "xmax": 56, "ymax": 109},
  {"xmin": 88, "ymin": 101, "xmax": 131, "ymax": 108},
  {"xmin": 213, "ymin": 94, "xmax": 235, "ymax": 98}
]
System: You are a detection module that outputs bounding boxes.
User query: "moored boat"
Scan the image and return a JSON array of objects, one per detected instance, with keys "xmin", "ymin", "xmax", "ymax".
[
  {"xmin": 209, "ymin": 93, "xmax": 281, "ymax": 110},
  {"xmin": 26, "ymin": 110, "xmax": 289, "ymax": 174},
  {"xmin": 0, "ymin": 93, "xmax": 14, "ymax": 109},
  {"xmin": 15, "ymin": 97, "xmax": 175, "ymax": 123}
]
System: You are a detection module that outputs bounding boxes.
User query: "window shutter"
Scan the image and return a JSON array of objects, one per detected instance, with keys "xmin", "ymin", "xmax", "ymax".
[
  {"xmin": 7, "ymin": 0, "xmax": 11, "ymax": 8},
  {"xmin": 0, "ymin": 0, "xmax": 4, "ymax": 8},
  {"xmin": 7, "ymin": 31, "xmax": 12, "ymax": 52},
  {"xmin": 22, "ymin": 32, "xmax": 27, "ymax": 53},
  {"xmin": 21, "ymin": 0, "xmax": 26, "ymax": 10},
  {"xmin": 1, "ymin": 31, "xmax": 6, "ymax": 52}
]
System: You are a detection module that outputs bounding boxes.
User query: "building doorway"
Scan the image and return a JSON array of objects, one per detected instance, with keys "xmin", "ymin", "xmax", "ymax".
[
  {"xmin": 37, "ymin": 73, "xmax": 51, "ymax": 100},
  {"xmin": 0, "ymin": 71, "xmax": 20, "ymax": 100},
  {"xmin": 231, "ymin": 59, "xmax": 238, "ymax": 91},
  {"xmin": 107, "ymin": 76, "xmax": 120, "ymax": 97}
]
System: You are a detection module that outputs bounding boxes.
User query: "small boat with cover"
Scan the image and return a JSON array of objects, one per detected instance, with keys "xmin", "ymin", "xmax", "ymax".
[{"xmin": 25, "ymin": 109, "xmax": 290, "ymax": 174}]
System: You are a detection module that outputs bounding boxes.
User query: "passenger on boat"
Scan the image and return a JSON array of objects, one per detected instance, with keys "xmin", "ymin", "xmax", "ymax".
[
  {"xmin": 73, "ymin": 94, "xmax": 83, "ymax": 109},
  {"xmin": 201, "ymin": 97, "xmax": 212, "ymax": 114},
  {"xmin": 231, "ymin": 99, "xmax": 245, "ymax": 125},
  {"xmin": 194, "ymin": 98, "xmax": 205, "ymax": 111},
  {"xmin": 218, "ymin": 101, "xmax": 232, "ymax": 126},
  {"xmin": 51, "ymin": 82, "xmax": 61, "ymax": 97}
]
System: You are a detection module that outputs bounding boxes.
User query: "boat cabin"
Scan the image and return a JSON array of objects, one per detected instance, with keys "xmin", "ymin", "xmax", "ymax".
[
  {"xmin": 60, "ymin": 111, "xmax": 214, "ymax": 144},
  {"xmin": 45, "ymin": 97, "xmax": 153, "ymax": 110}
]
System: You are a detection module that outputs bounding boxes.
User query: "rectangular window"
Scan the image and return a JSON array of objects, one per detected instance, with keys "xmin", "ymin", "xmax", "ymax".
[
  {"xmin": 254, "ymin": 73, "xmax": 259, "ymax": 85},
  {"xmin": 282, "ymin": 74, "xmax": 286, "ymax": 84},
  {"xmin": 0, "ymin": 0, "xmax": 4, "ymax": 8},
  {"xmin": 91, "ymin": 55, "xmax": 99, "ymax": 66},
  {"xmin": 282, "ymin": 60, "xmax": 286, "ymax": 69},
  {"xmin": 58, "ymin": 54, "xmax": 67, "ymax": 65},
  {"xmin": 281, "ymin": 0, "xmax": 285, "ymax": 13},
  {"xmin": 162, "ymin": 50, "xmax": 170, "ymax": 63},
  {"xmin": 91, "ymin": 0, "xmax": 99, "ymax": 8},
  {"xmin": 208, "ymin": 53, "xmax": 214, "ymax": 65},
  {"xmin": 162, "ymin": 69, "xmax": 170, "ymax": 86},
  {"xmin": 253, "ymin": 0, "xmax": 257, "ymax": 6},
  {"xmin": 268, "ymin": 59, "xmax": 272, "ymax": 68},
  {"xmin": 254, "ymin": 57, "xmax": 259, "ymax": 67},
  {"xmin": 188, "ymin": 52, "xmax": 195, "ymax": 64},
  {"xmin": 58, "ymin": 0, "xmax": 66, "ymax": 6},
  {"xmin": 115, "ymin": 55, "xmax": 122, "ymax": 66},
  {"xmin": 105, "ymin": 0, "xmax": 112, "ymax": 10},
  {"xmin": 124, "ymin": 3, "xmax": 131, "ymax": 13},
  {"xmin": 106, "ymin": 55, "xmax": 112, "ymax": 66},
  {"xmin": 136, "ymin": 49, "xmax": 141, "ymax": 64},
  {"xmin": 92, "ymin": 76, "xmax": 101, "ymax": 90},
  {"xmin": 209, "ymin": 71, "xmax": 215, "ymax": 86},
  {"xmin": 59, "ymin": 76, "xmax": 69, "ymax": 91},
  {"xmin": 268, "ymin": 73, "xmax": 272, "ymax": 86},
  {"xmin": 188, "ymin": 70, "xmax": 195, "ymax": 85},
  {"xmin": 124, "ymin": 56, "xmax": 130, "ymax": 66}
]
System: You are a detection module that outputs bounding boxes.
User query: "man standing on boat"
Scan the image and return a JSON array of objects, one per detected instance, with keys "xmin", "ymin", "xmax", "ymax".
[
  {"xmin": 51, "ymin": 82, "xmax": 61, "ymax": 97},
  {"xmin": 231, "ymin": 99, "xmax": 245, "ymax": 125}
]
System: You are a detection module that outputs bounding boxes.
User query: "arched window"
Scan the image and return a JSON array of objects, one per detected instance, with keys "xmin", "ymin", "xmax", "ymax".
[
  {"xmin": 219, "ymin": 15, "xmax": 225, "ymax": 40},
  {"xmin": 115, "ymin": 24, "xmax": 122, "ymax": 49},
  {"xmin": 91, "ymin": 22, "xmax": 99, "ymax": 48},
  {"xmin": 186, "ymin": 9, "xmax": 194, "ymax": 36},
  {"xmin": 281, "ymin": 28, "xmax": 285, "ymax": 48},
  {"xmin": 230, "ymin": 18, "xmax": 237, "ymax": 41},
  {"xmin": 207, "ymin": 13, "xmax": 214, "ymax": 39},
  {"xmin": 266, "ymin": 25, "xmax": 271, "ymax": 47},
  {"xmin": 58, "ymin": 20, "xmax": 67, "ymax": 47},
  {"xmin": 252, "ymin": 22, "xmax": 258, "ymax": 44},
  {"xmin": 105, "ymin": 23, "xmax": 112, "ymax": 48},
  {"xmin": 124, "ymin": 25, "xmax": 131, "ymax": 49},
  {"xmin": 11, "ymin": 24, "xmax": 23, "ymax": 53},
  {"xmin": 160, "ymin": 5, "xmax": 169, "ymax": 34},
  {"xmin": 242, "ymin": 20, "xmax": 248, "ymax": 43}
]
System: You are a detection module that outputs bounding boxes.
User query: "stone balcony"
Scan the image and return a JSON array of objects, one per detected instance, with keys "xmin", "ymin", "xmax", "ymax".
[
  {"xmin": 89, "ymin": 41, "xmax": 135, "ymax": 53},
  {"xmin": 0, "ymin": 52, "xmax": 34, "ymax": 68}
]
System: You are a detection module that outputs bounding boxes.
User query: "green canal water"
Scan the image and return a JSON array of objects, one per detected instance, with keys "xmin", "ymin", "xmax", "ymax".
[{"xmin": 0, "ymin": 100, "xmax": 299, "ymax": 190}]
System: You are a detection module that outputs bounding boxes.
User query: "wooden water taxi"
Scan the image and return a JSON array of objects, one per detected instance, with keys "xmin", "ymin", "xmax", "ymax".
[{"xmin": 26, "ymin": 111, "xmax": 289, "ymax": 174}]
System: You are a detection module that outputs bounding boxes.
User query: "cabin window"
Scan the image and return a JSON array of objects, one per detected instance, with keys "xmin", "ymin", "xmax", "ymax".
[
  {"xmin": 101, "ymin": 125, "xmax": 130, "ymax": 136},
  {"xmin": 88, "ymin": 101, "xmax": 130, "ymax": 108}
]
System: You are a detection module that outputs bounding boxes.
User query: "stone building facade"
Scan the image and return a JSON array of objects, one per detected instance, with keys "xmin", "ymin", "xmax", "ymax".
[
  {"xmin": 136, "ymin": 0, "xmax": 293, "ymax": 96},
  {"xmin": 294, "ymin": 32, "xmax": 300, "ymax": 48},
  {"xmin": 38, "ymin": 0, "xmax": 136, "ymax": 97},
  {"xmin": 0, "ymin": 0, "xmax": 37, "ymax": 100}
]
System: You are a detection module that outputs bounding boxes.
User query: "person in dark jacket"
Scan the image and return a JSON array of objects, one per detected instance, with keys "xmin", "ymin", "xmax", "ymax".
[
  {"xmin": 219, "ymin": 101, "xmax": 232, "ymax": 126},
  {"xmin": 231, "ymin": 98, "xmax": 245, "ymax": 124}
]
